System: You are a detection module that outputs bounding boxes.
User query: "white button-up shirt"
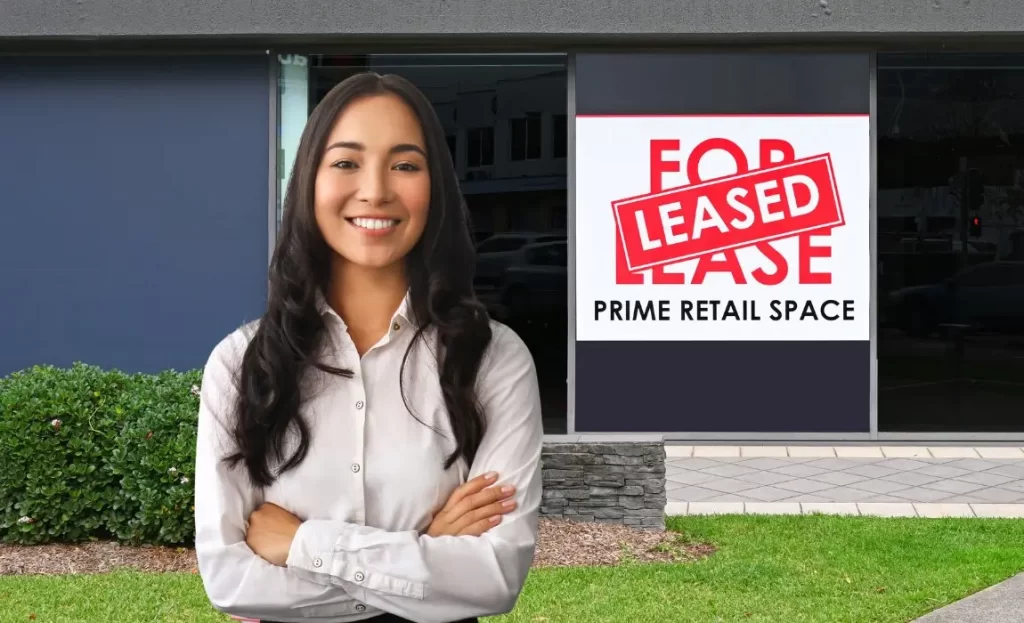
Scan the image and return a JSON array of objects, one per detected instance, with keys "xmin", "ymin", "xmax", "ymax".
[{"xmin": 194, "ymin": 295, "xmax": 544, "ymax": 623}]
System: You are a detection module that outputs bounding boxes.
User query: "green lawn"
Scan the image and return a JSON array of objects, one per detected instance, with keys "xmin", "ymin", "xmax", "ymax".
[{"xmin": 3, "ymin": 514, "xmax": 1024, "ymax": 623}]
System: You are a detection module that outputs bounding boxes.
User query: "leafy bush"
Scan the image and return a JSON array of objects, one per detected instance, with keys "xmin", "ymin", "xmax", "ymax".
[
  {"xmin": 0, "ymin": 363, "xmax": 201, "ymax": 546},
  {"xmin": 107, "ymin": 369, "xmax": 201, "ymax": 545}
]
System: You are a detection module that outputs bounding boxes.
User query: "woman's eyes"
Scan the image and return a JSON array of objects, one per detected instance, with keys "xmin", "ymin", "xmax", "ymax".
[{"xmin": 330, "ymin": 160, "xmax": 421, "ymax": 172}]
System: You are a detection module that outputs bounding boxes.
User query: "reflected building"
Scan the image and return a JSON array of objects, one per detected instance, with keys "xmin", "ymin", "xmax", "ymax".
[{"xmin": 876, "ymin": 53, "xmax": 1024, "ymax": 433}]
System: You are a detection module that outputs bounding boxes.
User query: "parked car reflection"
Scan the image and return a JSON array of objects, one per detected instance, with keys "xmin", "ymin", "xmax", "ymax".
[
  {"xmin": 474, "ymin": 231, "xmax": 566, "ymax": 291},
  {"xmin": 883, "ymin": 261, "xmax": 1024, "ymax": 336},
  {"xmin": 477, "ymin": 239, "xmax": 568, "ymax": 433},
  {"xmin": 497, "ymin": 239, "xmax": 567, "ymax": 323},
  {"xmin": 475, "ymin": 238, "xmax": 566, "ymax": 323}
]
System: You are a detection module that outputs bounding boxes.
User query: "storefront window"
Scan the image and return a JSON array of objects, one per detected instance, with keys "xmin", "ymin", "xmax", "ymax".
[
  {"xmin": 276, "ymin": 53, "xmax": 569, "ymax": 433},
  {"xmin": 276, "ymin": 54, "xmax": 310, "ymax": 229},
  {"xmin": 877, "ymin": 53, "xmax": 1024, "ymax": 432}
]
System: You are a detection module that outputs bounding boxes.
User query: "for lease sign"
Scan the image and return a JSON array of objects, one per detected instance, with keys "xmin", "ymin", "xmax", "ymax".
[{"xmin": 575, "ymin": 115, "xmax": 870, "ymax": 341}]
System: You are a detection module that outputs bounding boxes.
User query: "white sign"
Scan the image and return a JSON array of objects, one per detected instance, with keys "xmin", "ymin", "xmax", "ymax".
[{"xmin": 575, "ymin": 115, "xmax": 871, "ymax": 341}]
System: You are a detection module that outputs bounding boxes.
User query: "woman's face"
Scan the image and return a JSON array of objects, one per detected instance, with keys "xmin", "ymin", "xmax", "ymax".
[{"xmin": 314, "ymin": 92, "xmax": 431, "ymax": 271}]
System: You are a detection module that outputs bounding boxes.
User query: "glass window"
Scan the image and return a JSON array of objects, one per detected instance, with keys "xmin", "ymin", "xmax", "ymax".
[
  {"xmin": 445, "ymin": 134, "xmax": 457, "ymax": 165},
  {"xmin": 466, "ymin": 127, "xmax": 494, "ymax": 168},
  {"xmin": 877, "ymin": 53, "xmax": 1024, "ymax": 433},
  {"xmin": 552, "ymin": 114, "xmax": 568, "ymax": 159},
  {"xmin": 275, "ymin": 54, "xmax": 310, "ymax": 230},
  {"xmin": 527, "ymin": 242, "xmax": 567, "ymax": 267},
  {"xmin": 477, "ymin": 236, "xmax": 528, "ymax": 253},
  {"xmin": 510, "ymin": 113, "xmax": 542, "ymax": 161},
  {"xmin": 280, "ymin": 54, "xmax": 569, "ymax": 434}
]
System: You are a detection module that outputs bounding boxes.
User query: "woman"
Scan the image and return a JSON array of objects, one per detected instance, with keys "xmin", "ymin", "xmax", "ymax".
[{"xmin": 193, "ymin": 72, "xmax": 543, "ymax": 623}]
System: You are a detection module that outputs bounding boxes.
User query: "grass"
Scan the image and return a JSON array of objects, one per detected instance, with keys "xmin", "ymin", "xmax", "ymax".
[{"xmin": 3, "ymin": 514, "xmax": 1024, "ymax": 623}]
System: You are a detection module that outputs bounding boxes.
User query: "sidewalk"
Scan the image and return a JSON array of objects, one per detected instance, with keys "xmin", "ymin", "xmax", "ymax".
[
  {"xmin": 911, "ymin": 573, "xmax": 1024, "ymax": 622},
  {"xmin": 664, "ymin": 445, "xmax": 1024, "ymax": 518}
]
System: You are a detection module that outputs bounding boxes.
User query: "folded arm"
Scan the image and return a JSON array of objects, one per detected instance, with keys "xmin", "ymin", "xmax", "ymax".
[
  {"xmin": 194, "ymin": 334, "xmax": 368, "ymax": 622},
  {"xmin": 285, "ymin": 325, "xmax": 544, "ymax": 623}
]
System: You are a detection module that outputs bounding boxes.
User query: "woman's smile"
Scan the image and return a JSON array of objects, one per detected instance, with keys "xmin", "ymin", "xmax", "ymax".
[{"xmin": 346, "ymin": 216, "xmax": 401, "ymax": 236}]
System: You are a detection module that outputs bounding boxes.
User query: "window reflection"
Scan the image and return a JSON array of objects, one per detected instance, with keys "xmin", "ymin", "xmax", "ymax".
[
  {"xmin": 276, "ymin": 54, "xmax": 310, "ymax": 229},
  {"xmin": 281, "ymin": 54, "xmax": 569, "ymax": 433},
  {"xmin": 877, "ymin": 53, "xmax": 1024, "ymax": 432}
]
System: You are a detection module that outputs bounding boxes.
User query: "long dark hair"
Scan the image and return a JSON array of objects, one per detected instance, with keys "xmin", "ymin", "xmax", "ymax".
[{"xmin": 225, "ymin": 72, "xmax": 492, "ymax": 489}]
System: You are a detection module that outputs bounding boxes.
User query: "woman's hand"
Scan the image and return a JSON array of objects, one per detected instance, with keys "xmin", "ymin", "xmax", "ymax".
[
  {"xmin": 246, "ymin": 502, "xmax": 302, "ymax": 566},
  {"xmin": 425, "ymin": 471, "xmax": 518, "ymax": 538}
]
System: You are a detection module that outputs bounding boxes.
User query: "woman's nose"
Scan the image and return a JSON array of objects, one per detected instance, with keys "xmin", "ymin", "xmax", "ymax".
[{"xmin": 357, "ymin": 167, "xmax": 391, "ymax": 205}]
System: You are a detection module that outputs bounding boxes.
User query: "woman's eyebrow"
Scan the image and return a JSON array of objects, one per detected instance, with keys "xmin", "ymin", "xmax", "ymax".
[{"xmin": 325, "ymin": 141, "xmax": 426, "ymax": 157}]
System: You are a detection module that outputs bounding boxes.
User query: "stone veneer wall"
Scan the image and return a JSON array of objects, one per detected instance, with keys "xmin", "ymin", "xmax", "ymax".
[{"xmin": 540, "ymin": 441, "xmax": 666, "ymax": 530}]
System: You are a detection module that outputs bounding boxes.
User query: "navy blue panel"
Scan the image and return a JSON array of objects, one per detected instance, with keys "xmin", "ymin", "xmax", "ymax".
[
  {"xmin": 575, "ymin": 341, "xmax": 871, "ymax": 433},
  {"xmin": 575, "ymin": 53, "xmax": 870, "ymax": 115},
  {"xmin": 0, "ymin": 56, "xmax": 270, "ymax": 376}
]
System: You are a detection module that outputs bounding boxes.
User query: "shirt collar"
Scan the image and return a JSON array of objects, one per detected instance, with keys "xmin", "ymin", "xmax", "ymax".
[{"xmin": 315, "ymin": 289, "xmax": 417, "ymax": 330}]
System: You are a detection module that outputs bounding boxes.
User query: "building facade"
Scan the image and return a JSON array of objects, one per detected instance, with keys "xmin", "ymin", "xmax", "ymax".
[{"xmin": 3, "ymin": 1, "xmax": 1024, "ymax": 443}]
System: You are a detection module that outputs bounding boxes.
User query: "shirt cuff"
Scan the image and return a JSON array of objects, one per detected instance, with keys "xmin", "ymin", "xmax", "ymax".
[
  {"xmin": 286, "ymin": 520, "xmax": 341, "ymax": 579},
  {"xmin": 286, "ymin": 520, "xmax": 427, "ymax": 600}
]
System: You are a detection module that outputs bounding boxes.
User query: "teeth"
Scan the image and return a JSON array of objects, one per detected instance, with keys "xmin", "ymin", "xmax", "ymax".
[{"xmin": 351, "ymin": 218, "xmax": 398, "ymax": 230}]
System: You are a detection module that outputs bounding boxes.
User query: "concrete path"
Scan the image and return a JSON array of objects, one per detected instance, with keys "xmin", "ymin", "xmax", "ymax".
[
  {"xmin": 911, "ymin": 573, "xmax": 1024, "ymax": 622},
  {"xmin": 665, "ymin": 445, "xmax": 1024, "ymax": 518}
]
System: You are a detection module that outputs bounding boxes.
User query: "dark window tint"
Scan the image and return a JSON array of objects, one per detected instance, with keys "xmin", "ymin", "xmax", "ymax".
[
  {"xmin": 467, "ymin": 127, "xmax": 494, "ymax": 168},
  {"xmin": 528, "ymin": 242, "xmax": 567, "ymax": 267},
  {"xmin": 510, "ymin": 113, "xmax": 542, "ymax": 161},
  {"xmin": 877, "ymin": 52, "xmax": 1024, "ymax": 434},
  {"xmin": 536, "ymin": 234, "xmax": 567, "ymax": 243},
  {"xmin": 552, "ymin": 114, "xmax": 567, "ymax": 159},
  {"xmin": 477, "ymin": 237, "xmax": 527, "ymax": 253},
  {"xmin": 445, "ymin": 134, "xmax": 457, "ymax": 164}
]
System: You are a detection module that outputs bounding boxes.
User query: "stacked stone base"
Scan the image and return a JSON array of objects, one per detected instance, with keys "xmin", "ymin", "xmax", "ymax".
[{"xmin": 540, "ymin": 441, "xmax": 666, "ymax": 530}]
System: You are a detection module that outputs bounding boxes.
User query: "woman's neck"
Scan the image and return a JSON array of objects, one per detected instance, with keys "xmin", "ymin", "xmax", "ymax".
[{"xmin": 327, "ymin": 258, "xmax": 408, "ymax": 356}]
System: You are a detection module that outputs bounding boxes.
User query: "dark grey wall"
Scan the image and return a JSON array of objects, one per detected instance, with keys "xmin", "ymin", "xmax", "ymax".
[
  {"xmin": 0, "ymin": 55, "xmax": 270, "ymax": 376},
  {"xmin": 0, "ymin": 0, "xmax": 1021, "ymax": 39}
]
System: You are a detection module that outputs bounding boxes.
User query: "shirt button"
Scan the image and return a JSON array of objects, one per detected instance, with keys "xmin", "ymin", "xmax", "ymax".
[
  {"xmin": 354, "ymin": 571, "xmax": 365, "ymax": 582},
  {"xmin": 392, "ymin": 322, "xmax": 401, "ymax": 331},
  {"xmin": 351, "ymin": 463, "xmax": 361, "ymax": 473},
  {"xmin": 355, "ymin": 604, "xmax": 366, "ymax": 612},
  {"xmin": 313, "ymin": 558, "xmax": 323, "ymax": 568},
  {"xmin": 355, "ymin": 400, "xmax": 364, "ymax": 410}
]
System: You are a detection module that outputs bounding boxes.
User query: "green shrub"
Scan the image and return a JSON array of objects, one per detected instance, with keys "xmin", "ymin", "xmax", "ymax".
[
  {"xmin": 107, "ymin": 369, "xmax": 201, "ymax": 546},
  {"xmin": 0, "ymin": 364, "xmax": 131, "ymax": 544},
  {"xmin": 0, "ymin": 363, "xmax": 202, "ymax": 546}
]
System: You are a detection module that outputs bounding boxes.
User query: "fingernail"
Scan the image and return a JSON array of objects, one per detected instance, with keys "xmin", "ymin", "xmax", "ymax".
[
  {"xmin": 502, "ymin": 500, "xmax": 516, "ymax": 508},
  {"xmin": 490, "ymin": 515, "xmax": 501, "ymax": 523},
  {"xmin": 501, "ymin": 486, "xmax": 514, "ymax": 494},
  {"xmin": 485, "ymin": 472, "xmax": 498, "ymax": 480}
]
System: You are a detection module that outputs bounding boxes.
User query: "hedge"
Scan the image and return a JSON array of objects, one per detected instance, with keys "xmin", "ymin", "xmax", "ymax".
[{"xmin": 0, "ymin": 363, "xmax": 202, "ymax": 546}]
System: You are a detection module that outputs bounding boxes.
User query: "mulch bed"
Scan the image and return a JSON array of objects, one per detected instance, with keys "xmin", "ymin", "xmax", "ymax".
[{"xmin": 0, "ymin": 518, "xmax": 715, "ymax": 576}]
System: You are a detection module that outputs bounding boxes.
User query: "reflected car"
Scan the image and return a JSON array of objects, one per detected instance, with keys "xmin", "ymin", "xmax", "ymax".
[
  {"xmin": 883, "ymin": 261, "xmax": 1024, "ymax": 336},
  {"xmin": 493, "ymin": 240, "xmax": 568, "ymax": 324},
  {"xmin": 473, "ymin": 230, "xmax": 566, "ymax": 292}
]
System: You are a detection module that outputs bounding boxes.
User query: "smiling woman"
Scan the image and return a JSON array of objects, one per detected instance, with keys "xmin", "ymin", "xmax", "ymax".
[
  {"xmin": 193, "ymin": 72, "xmax": 544, "ymax": 623},
  {"xmin": 316, "ymin": 95, "xmax": 432, "ymax": 273},
  {"xmin": 314, "ymin": 92, "xmax": 434, "ymax": 326}
]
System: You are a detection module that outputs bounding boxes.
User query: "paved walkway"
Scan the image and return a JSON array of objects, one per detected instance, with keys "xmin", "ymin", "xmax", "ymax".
[
  {"xmin": 665, "ymin": 445, "xmax": 1024, "ymax": 518},
  {"xmin": 911, "ymin": 572, "xmax": 1024, "ymax": 622}
]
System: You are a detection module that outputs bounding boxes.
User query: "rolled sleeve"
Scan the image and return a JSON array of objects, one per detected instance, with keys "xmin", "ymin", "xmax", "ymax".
[{"xmin": 282, "ymin": 323, "xmax": 544, "ymax": 623}]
